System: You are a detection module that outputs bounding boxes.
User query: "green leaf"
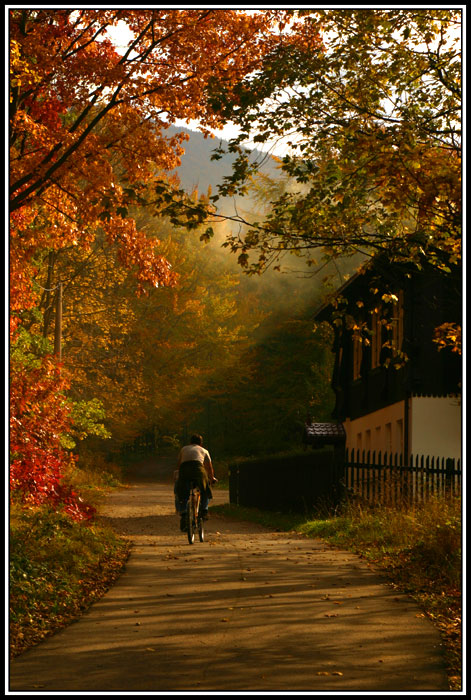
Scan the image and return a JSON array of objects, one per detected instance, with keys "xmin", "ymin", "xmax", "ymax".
[{"xmin": 199, "ymin": 227, "xmax": 214, "ymax": 243}]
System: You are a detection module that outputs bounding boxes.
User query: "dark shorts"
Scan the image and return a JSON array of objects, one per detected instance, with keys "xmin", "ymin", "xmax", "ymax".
[{"xmin": 175, "ymin": 460, "xmax": 209, "ymax": 501}]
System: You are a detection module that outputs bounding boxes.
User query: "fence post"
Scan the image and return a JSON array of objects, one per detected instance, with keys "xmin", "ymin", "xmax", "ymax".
[
  {"xmin": 387, "ymin": 451, "xmax": 393, "ymax": 507},
  {"xmin": 345, "ymin": 448, "xmax": 350, "ymax": 492},
  {"xmin": 445, "ymin": 458, "xmax": 455, "ymax": 494},
  {"xmin": 355, "ymin": 449, "xmax": 361, "ymax": 500}
]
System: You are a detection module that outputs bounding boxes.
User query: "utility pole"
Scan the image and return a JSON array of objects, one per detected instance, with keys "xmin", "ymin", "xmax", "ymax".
[{"xmin": 54, "ymin": 281, "xmax": 63, "ymax": 361}]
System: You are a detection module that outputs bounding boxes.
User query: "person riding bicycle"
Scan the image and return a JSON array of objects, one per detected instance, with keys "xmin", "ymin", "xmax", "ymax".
[{"xmin": 174, "ymin": 434, "xmax": 217, "ymax": 531}]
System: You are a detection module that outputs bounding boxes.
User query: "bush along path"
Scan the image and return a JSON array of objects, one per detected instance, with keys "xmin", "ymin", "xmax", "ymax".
[{"xmin": 9, "ymin": 479, "xmax": 451, "ymax": 692}]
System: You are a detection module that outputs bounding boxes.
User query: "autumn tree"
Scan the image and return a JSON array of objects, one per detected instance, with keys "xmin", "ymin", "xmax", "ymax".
[
  {"xmin": 9, "ymin": 9, "xmax": 291, "ymax": 512},
  {"xmin": 10, "ymin": 9, "xmax": 290, "ymax": 315},
  {"xmin": 207, "ymin": 9, "xmax": 461, "ymax": 300}
]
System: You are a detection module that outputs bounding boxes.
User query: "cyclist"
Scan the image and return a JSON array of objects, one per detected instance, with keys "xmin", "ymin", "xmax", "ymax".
[{"xmin": 174, "ymin": 434, "xmax": 217, "ymax": 531}]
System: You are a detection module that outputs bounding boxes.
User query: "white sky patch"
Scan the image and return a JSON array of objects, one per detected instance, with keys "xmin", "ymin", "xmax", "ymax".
[{"xmin": 105, "ymin": 19, "xmax": 134, "ymax": 52}]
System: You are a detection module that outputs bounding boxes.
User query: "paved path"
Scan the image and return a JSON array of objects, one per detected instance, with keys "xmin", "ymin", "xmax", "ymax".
[{"xmin": 9, "ymin": 468, "xmax": 449, "ymax": 692}]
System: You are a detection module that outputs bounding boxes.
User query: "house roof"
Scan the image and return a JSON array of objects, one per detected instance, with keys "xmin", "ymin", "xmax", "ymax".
[
  {"xmin": 303, "ymin": 422, "xmax": 346, "ymax": 446},
  {"xmin": 312, "ymin": 253, "xmax": 419, "ymax": 321},
  {"xmin": 313, "ymin": 268, "xmax": 364, "ymax": 321}
]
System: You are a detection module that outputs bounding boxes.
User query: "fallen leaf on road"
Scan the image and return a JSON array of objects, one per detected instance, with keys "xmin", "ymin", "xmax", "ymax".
[
  {"xmin": 316, "ymin": 671, "xmax": 343, "ymax": 676},
  {"xmin": 146, "ymin": 648, "xmax": 156, "ymax": 652},
  {"xmin": 324, "ymin": 613, "xmax": 338, "ymax": 618}
]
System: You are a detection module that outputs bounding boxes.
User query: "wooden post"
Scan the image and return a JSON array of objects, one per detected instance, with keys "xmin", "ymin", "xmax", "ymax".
[
  {"xmin": 445, "ymin": 458, "xmax": 455, "ymax": 494},
  {"xmin": 54, "ymin": 281, "xmax": 63, "ymax": 361}
]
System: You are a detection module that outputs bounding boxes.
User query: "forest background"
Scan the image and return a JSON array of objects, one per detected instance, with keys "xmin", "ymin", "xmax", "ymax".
[
  {"xmin": 9, "ymin": 8, "xmax": 461, "ymax": 520},
  {"xmin": 32, "ymin": 122, "xmax": 338, "ymax": 464},
  {"xmin": 9, "ymin": 9, "xmax": 343, "ymax": 521}
]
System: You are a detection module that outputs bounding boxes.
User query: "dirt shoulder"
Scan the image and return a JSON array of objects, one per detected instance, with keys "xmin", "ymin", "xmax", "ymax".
[{"xmin": 9, "ymin": 474, "xmax": 449, "ymax": 692}]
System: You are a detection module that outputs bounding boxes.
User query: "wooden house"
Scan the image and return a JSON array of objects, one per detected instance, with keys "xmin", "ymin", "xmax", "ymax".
[{"xmin": 314, "ymin": 257, "xmax": 462, "ymax": 461}]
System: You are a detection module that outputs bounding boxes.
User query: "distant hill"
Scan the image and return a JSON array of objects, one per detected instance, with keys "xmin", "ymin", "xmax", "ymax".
[
  {"xmin": 166, "ymin": 124, "xmax": 279, "ymax": 211},
  {"xmin": 165, "ymin": 124, "xmax": 364, "ymax": 287}
]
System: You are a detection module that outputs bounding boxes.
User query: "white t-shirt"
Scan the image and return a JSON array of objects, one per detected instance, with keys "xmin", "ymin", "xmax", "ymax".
[{"xmin": 179, "ymin": 444, "xmax": 210, "ymax": 465}]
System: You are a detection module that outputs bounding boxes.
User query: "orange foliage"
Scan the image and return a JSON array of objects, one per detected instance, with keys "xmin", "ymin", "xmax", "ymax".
[
  {"xmin": 9, "ymin": 9, "xmax": 288, "ymax": 514},
  {"xmin": 10, "ymin": 9, "xmax": 285, "ymax": 323}
]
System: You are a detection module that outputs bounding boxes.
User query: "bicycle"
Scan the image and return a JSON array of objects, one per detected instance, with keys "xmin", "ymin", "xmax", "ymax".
[{"xmin": 186, "ymin": 480, "xmax": 204, "ymax": 545}]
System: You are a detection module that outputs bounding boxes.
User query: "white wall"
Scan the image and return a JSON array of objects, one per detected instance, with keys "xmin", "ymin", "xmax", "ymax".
[
  {"xmin": 344, "ymin": 401, "xmax": 405, "ymax": 455},
  {"xmin": 343, "ymin": 396, "xmax": 462, "ymax": 460},
  {"xmin": 410, "ymin": 395, "xmax": 462, "ymax": 460}
]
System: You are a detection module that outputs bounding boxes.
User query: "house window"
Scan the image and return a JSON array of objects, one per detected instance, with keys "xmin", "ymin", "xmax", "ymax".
[
  {"xmin": 365, "ymin": 429, "xmax": 371, "ymax": 451},
  {"xmin": 371, "ymin": 291, "xmax": 404, "ymax": 366},
  {"xmin": 391, "ymin": 290, "xmax": 404, "ymax": 354},
  {"xmin": 371, "ymin": 309, "xmax": 382, "ymax": 369},
  {"xmin": 353, "ymin": 333, "xmax": 362, "ymax": 380},
  {"xmin": 356, "ymin": 432, "xmax": 362, "ymax": 451}
]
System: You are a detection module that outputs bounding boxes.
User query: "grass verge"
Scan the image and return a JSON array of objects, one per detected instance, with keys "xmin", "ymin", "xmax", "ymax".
[
  {"xmin": 212, "ymin": 496, "xmax": 462, "ymax": 691},
  {"xmin": 9, "ymin": 458, "xmax": 131, "ymax": 660},
  {"xmin": 9, "ymin": 500, "xmax": 131, "ymax": 658}
]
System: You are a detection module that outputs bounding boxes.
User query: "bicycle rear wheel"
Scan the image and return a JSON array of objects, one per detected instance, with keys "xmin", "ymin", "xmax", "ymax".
[{"xmin": 187, "ymin": 490, "xmax": 196, "ymax": 545}]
